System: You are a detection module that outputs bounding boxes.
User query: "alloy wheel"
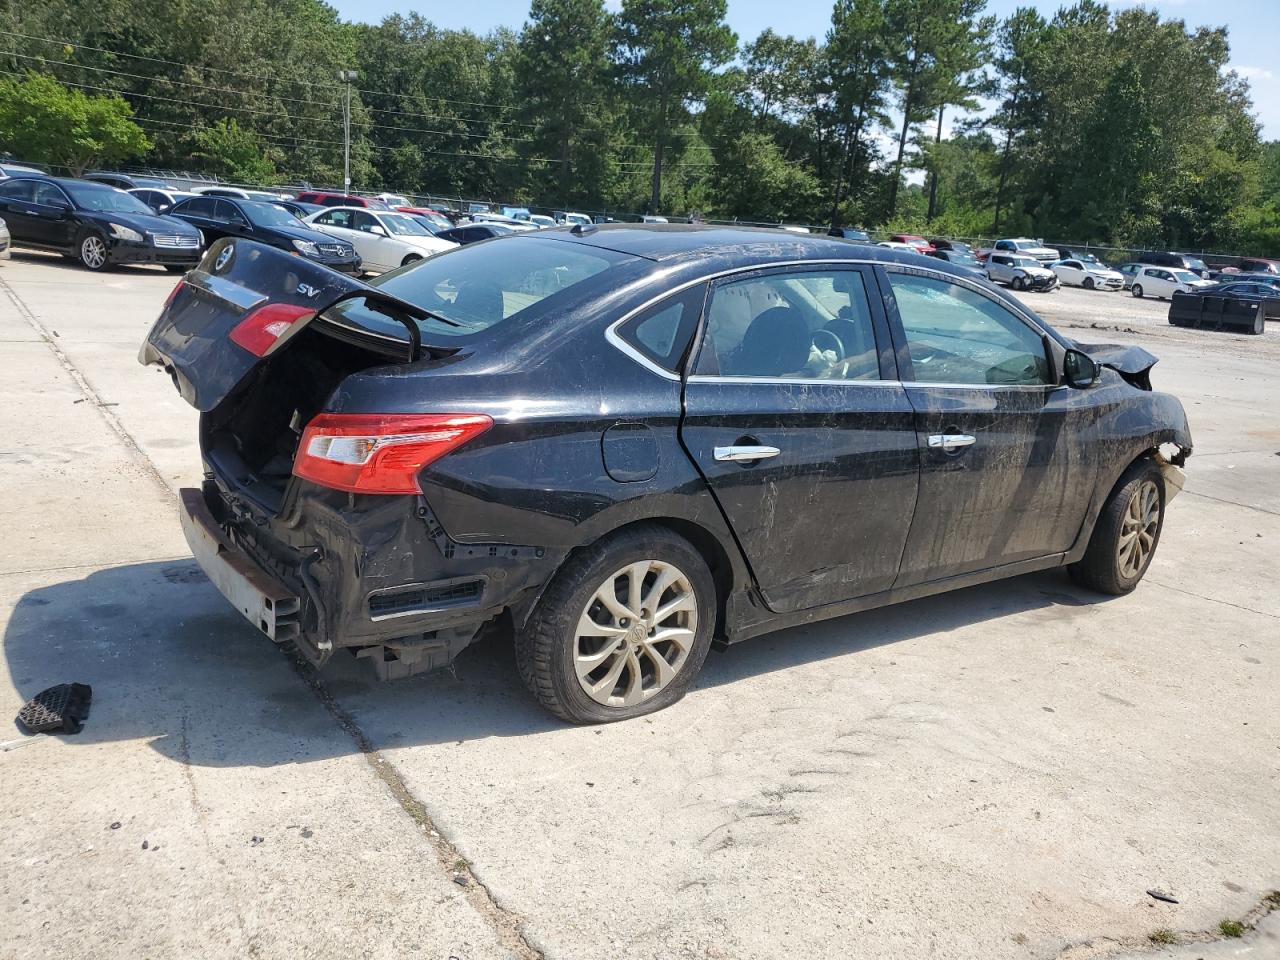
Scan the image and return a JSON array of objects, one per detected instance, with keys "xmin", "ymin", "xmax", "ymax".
[
  {"xmin": 574, "ymin": 559, "xmax": 697, "ymax": 708},
  {"xmin": 80, "ymin": 235, "xmax": 107, "ymax": 270},
  {"xmin": 1132, "ymin": 284, "xmax": 1143, "ymax": 298},
  {"xmin": 1117, "ymin": 479, "xmax": 1160, "ymax": 579}
]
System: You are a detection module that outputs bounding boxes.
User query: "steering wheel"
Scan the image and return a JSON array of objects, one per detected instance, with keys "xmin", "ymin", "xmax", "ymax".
[{"xmin": 811, "ymin": 328, "xmax": 845, "ymax": 359}]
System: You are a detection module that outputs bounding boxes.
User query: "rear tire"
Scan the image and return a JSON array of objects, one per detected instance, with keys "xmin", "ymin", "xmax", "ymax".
[
  {"xmin": 1069, "ymin": 459, "xmax": 1165, "ymax": 595},
  {"xmin": 1131, "ymin": 284, "xmax": 1144, "ymax": 298},
  {"xmin": 516, "ymin": 526, "xmax": 715, "ymax": 723}
]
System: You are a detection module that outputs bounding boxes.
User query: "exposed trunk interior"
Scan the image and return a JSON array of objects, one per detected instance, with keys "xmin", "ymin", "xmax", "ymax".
[{"xmin": 201, "ymin": 321, "xmax": 408, "ymax": 513}]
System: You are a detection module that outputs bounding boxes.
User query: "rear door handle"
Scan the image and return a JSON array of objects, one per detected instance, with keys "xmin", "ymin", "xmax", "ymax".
[
  {"xmin": 714, "ymin": 445, "xmax": 780, "ymax": 462},
  {"xmin": 927, "ymin": 434, "xmax": 976, "ymax": 452}
]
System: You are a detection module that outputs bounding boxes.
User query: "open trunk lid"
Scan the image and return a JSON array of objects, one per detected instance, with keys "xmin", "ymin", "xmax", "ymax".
[{"xmin": 139, "ymin": 238, "xmax": 425, "ymax": 411}]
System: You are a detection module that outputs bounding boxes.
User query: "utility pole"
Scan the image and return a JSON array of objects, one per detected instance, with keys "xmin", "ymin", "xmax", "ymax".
[{"xmin": 336, "ymin": 70, "xmax": 359, "ymax": 192}]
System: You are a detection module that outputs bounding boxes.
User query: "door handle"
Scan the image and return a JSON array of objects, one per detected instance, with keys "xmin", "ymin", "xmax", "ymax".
[
  {"xmin": 927, "ymin": 434, "xmax": 976, "ymax": 452},
  {"xmin": 714, "ymin": 445, "xmax": 780, "ymax": 462}
]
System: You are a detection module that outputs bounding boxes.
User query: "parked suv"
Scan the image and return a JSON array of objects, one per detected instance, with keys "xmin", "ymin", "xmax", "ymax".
[
  {"xmin": 1128, "ymin": 265, "xmax": 1214, "ymax": 300},
  {"xmin": 1140, "ymin": 251, "xmax": 1210, "ymax": 278},
  {"xmin": 294, "ymin": 192, "xmax": 389, "ymax": 210},
  {"xmin": 986, "ymin": 253, "xmax": 1060, "ymax": 291},
  {"xmin": 992, "ymin": 238, "xmax": 1059, "ymax": 264}
]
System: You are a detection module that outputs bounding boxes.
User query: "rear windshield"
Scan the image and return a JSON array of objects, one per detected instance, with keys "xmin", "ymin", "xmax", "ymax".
[{"xmin": 326, "ymin": 236, "xmax": 618, "ymax": 339}]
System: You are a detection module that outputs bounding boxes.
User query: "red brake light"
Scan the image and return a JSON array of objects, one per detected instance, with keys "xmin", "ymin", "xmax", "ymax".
[
  {"xmin": 163, "ymin": 279, "xmax": 185, "ymax": 309},
  {"xmin": 229, "ymin": 303, "xmax": 315, "ymax": 357},
  {"xmin": 293, "ymin": 413, "xmax": 493, "ymax": 494}
]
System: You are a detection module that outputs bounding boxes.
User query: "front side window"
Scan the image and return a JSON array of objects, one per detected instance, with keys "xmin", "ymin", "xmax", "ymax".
[
  {"xmin": 33, "ymin": 182, "xmax": 70, "ymax": 207},
  {"xmin": 887, "ymin": 272, "xmax": 1052, "ymax": 386},
  {"xmin": 378, "ymin": 213, "xmax": 432, "ymax": 237},
  {"xmin": 352, "ymin": 211, "xmax": 378, "ymax": 232},
  {"xmin": 693, "ymin": 269, "xmax": 880, "ymax": 381}
]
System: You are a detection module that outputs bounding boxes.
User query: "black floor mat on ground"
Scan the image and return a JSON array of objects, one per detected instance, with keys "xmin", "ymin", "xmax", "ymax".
[{"xmin": 17, "ymin": 683, "xmax": 93, "ymax": 734}]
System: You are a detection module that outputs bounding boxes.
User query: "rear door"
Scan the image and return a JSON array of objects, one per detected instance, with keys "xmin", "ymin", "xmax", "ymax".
[
  {"xmin": 679, "ymin": 264, "xmax": 919, "ymax": 613},
  {"xmin": 30, "ymin": 181, "xmax": 76, "ymax": 248},
  {"xmin": 0, "ymin": 179, "xmax": 40, "ymax": 243},
  {"xmin": 879, "ymin": 265, "xmax": 1098, "ymax": 586}
]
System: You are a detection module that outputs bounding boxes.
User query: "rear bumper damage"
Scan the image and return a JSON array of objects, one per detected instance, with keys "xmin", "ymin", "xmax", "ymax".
[{"xmin": 184, "ymin": 480, "xmax": 559, "ymax": 680}]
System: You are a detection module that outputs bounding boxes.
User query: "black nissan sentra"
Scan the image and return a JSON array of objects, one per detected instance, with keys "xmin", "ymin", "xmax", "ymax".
[{"xmin": 140, "ymin": 226, "xmax": 1192, "ymax": 723}]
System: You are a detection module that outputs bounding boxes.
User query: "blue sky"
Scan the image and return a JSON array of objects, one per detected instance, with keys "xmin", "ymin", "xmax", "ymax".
[{"xmin": 329, "ymin": 0, "xmax": 1278, "ymax": 139}]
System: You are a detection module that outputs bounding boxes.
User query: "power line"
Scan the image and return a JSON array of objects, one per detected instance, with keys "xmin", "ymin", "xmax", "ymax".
[{"xmin": 0, "ymin": 28, "xmax": 705, "ymax": 138}]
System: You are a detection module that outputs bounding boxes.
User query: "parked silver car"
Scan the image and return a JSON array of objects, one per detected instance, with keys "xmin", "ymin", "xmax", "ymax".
[
  {"xmin": 0, "ymin": 216, "xmax": 10, "ymax": 261},
  {"xmin": 986, "ymin": 253, "xmax": 1060, "ymax": 292}
]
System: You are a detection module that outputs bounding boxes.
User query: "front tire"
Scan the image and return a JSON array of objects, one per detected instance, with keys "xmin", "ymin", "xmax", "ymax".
[
  {"xmin": 516, "ymin": 526, "xmax": 715, "ymax": 723},
  {"xmin": 1069, "ymin": 459, "xmax": 1165, "ymax": 595},
  {"xmin": 1131, "ymin": 284, "xmax": 1144, "ymax": 298},
  {"xmin": 78, "ymin": 232, "xmax": 110, "ymax": 271},
  {"xmin": 400, "ymin": 254, "xmax": 423, "ymax": 267},
  {"xmin": 1084, "ymin": 277, "xmax": 1095, "ymax": 290}
]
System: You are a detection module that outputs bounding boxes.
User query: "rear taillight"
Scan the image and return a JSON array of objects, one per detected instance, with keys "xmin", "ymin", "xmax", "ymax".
[
  {"xmin": 293, "ymin": 413, "xmax": 493, "ymax": 494},
  {"xmin": 163, "ymin": 279, "xmax": 185, "ymax": 309},
  {"xmin": 229, "ymin": 303, "xmax": 315, "ymax": 357}
]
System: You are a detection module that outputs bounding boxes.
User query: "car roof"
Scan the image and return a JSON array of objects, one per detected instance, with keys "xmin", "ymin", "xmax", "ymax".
[{"xmin": 532, "ymin": 223, "xmax": 980, "ymax": 276}]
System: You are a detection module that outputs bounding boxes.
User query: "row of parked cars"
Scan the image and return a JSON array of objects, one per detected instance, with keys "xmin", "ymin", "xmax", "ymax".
[{"xmin": 0, "ymin": 167, "xmax": 597, "ymax": 274}]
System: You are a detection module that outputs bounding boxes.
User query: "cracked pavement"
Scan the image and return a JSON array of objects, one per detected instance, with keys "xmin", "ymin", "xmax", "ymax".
[{"xmin": 0, "ymin": 255, "xmax": 1276, "ymax": 960}]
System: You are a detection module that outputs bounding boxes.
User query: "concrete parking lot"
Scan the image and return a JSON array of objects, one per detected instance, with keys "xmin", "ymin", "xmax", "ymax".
[{"xmin": 1, "ymin": 252, "xmax": 1276, "ymax": 960}]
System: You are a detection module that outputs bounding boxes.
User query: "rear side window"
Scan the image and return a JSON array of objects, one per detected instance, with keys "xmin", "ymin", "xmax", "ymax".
[
  {"xmin": 615, "ymin": 285, "xmax": 705, "ymax": 373},
  {"xmin": 0, "ymin": 179, "xmax": 36, "ymax": 201},
  {"xmin": 175, "ymin": 197, "xmax": 216, "ymax": 217},
  {"xmin": 887, "ymin": 272, "xmax": 1051, "ymax": 386},
  {"xmin": 693, "ymin": 269, "xmax": 880, "ymax": 381}
]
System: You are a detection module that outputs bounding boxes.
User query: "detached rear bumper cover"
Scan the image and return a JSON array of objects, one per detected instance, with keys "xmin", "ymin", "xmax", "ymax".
[{"xmin": 179, "ymin": 487, "xmax": 302, "ymax": 643}]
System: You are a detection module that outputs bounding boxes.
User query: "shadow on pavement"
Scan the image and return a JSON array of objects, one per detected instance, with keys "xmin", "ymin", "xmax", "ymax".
[
  {"xmin": 4, "ymin": 558, "xmax": 1105, "ymax": 766},
  {"xmin": 7, "ymin": 249, "xmax": 177, "ymax": 277}
]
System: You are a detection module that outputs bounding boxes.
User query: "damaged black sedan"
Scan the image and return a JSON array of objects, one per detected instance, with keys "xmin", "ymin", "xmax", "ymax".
[{"xmin": 140, "ymin": 227, "xmax": 1191, "ymax": 723}]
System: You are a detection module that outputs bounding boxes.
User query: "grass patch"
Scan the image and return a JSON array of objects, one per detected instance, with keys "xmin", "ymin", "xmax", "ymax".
[
  {"xmin": 1148, "ymin": 928, "xmax": 1180, "ymax": 945},
  {"xmin": 1218, "ymin": 919, "xmax": 1246, "ymax": 938}
]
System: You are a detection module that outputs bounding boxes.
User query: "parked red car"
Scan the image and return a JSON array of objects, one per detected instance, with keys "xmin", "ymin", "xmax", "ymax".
[
  {"xmin": 294, "ymin": 191, "xmax": 389, "ymax": 210},
  {"xmin": 889, "ymin": 233, "xmax": 936, "ymax": 254},
  {"xmin": 396, "ymin": 205, "xmax": 452, "ymax": 230}
]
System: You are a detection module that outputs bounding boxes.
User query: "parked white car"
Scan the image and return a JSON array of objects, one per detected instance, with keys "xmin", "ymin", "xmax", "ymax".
[
  {"xmin": 528, "ymin": 214, "xmax": 557, "ymax": 228},
  {"xmin": 0, "ymin": 215, "xmax": 10, "ymax": 261},
  {"xmin": 876, "ymin": 241, "xmax": 917, "ymax": 251},
  {"xmin": 304, "ymin": 206, "xmax": 457, "ymax": 273},
  {"xmin": 1052, "ymin": 258, "xmax": 1125, "ymax": 291},
  {"xmin": 374, "ymin": 192, "xmax": 410, "ymax": 208},
  {"xmin": 986, "ymin": 253, "xmax": 1060, "ymax": 291},
  {"xmin": 555, "ymin": 211, "xmax": 592, "ymax": 226},
  {"xmin": 1128, "ymin": 265, "xmax": 1215, "ymax": 300}
]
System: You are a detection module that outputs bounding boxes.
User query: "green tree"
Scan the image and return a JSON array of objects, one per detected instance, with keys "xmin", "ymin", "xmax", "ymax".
[
  {"xmin": 516, "ymin": 0, "xmax": 616, "ymax": 208},
  {"xmin": 826, "ymin": 0, "xmax": 893, "ymax": 223},
  {"xmin": 0, "ymin": 72, "xmax": 151, "ymax": 175},
  {"xmin": 614, "ymin": 0, "xmax": 737, "ymax": 211},
  {"xmin": 988, "ymin": 6, "xmax": 1049, "ymax": 232},
  {"xmin": 191, "ymin": 118, "xmax": 277, "ymax": 183}
]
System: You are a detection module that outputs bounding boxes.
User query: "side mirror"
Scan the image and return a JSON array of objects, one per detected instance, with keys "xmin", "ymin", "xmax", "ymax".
[
  {"xmin": 369, "ymin": 225, "xmax": 386, "ymax": 237},
  {"xmin": 1063, "ymin": 348, "xmax": 1100, "ymax": 389}
]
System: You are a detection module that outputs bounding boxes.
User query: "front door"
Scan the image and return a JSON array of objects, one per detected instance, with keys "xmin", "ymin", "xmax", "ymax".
[
  {"xmin": 878, "ymin": 266, "xmax": 1099, "ymax": 587},
  {"xmin": 679, "ymin": 264, "xmax": 920, "ymax": 613}
]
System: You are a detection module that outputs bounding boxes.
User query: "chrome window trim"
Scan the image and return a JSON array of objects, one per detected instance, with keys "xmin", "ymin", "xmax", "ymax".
[
  {"xmin": 687, "ymin": 375, "xmax": 902, "ymax": 387},
  {"xmin": 603, "ymin": 256, "xmax": 1056, "ymax": 383}
]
